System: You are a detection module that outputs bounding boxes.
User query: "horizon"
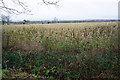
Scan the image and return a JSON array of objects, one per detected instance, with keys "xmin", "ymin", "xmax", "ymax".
[{"xmin": 11, "ymin": 19, "xmax": 118, "ymax": 22}]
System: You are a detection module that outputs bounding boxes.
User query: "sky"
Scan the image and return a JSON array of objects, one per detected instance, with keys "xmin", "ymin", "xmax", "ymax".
[{"xmin": 1, "ymin": 0, "xmax": 119, "ymax": 21}]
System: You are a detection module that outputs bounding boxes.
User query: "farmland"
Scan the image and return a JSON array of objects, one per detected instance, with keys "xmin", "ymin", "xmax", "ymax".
[{"xmin": 2, "ymin": 22, "xmax": 119, "ymax": 79}]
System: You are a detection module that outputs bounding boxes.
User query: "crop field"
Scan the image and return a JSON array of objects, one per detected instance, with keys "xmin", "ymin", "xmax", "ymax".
[{"xmin": 2, "ymin": 22, "xmax": 120, "ymax": 79}]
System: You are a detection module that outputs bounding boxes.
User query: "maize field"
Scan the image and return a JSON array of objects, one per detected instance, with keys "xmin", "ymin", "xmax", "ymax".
[{"xmin": 2, "ymin": 22, "xmax": 118, "ymax": 53}]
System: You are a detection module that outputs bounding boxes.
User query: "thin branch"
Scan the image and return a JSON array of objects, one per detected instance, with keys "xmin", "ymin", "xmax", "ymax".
[
  {"xmin": 0, "ymin": 0, "xmax": 61, "ymax": 14},
  {"xmin": 0, "ymin": 0, "xmax": 24, "ymax": 14},
  {"xmin": 42, "ymin": 0, "xmax": 59, "ymax": 5},
  {"xmin": 17, "ymin": 0, "xmax": 30, "ymax": 12},
  {"xmin": 0, "ymin": 6, "xmax": 23, "ymax": 14}
]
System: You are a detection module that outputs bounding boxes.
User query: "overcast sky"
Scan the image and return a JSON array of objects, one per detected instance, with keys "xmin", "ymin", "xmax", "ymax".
[{"xmin": 3, "ymin": 0, "xmax": 119, "ymax": 21}]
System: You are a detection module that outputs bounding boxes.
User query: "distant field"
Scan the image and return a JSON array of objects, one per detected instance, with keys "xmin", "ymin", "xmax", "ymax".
[
  {"xmin": 2, "ymin": 22, "xmax": 118, "ymax": 52},
  {"xmin": 2, "ymin": 22, "xmax": 119, "ymax": 79}
]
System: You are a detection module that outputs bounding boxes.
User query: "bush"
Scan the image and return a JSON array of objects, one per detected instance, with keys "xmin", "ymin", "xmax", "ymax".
[{"xmin": 2, "ymin": 50, "xmax": 119, "ymax": 79}]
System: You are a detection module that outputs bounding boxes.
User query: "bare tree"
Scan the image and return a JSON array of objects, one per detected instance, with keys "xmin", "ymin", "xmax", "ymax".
[
  {"xmin": 0, "ymin": 0, "xmax": 61, "ymax": 15},
  {"xmin": 54, "ymin": 17, "xmax": 58, "ymax": 23},
  {"xmin": 1, "ymin": 15, "xmax": 6, "ymax": 25},
  {"xmin": 1, "ymin": 14, "xmax": 10, "ymax": 25}
]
